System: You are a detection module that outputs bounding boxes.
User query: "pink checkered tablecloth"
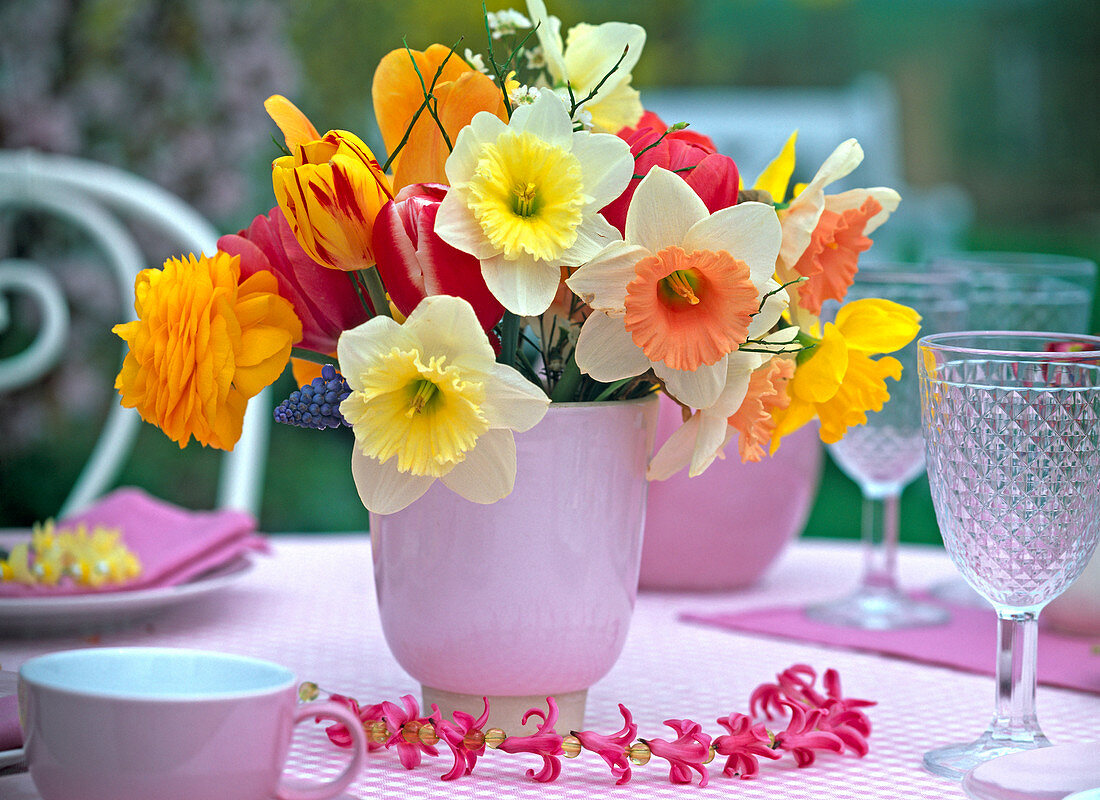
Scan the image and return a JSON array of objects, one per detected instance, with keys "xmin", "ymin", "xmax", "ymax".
[{"xmin": 3, "ymin": 536, "xmax": 1098, "ymax": 799}]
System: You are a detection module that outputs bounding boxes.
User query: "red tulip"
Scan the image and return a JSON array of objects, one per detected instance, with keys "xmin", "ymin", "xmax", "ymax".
[
  {"xmin": 601, "ymin": 112, "xmax": 740, "ymax": 235},
  {"xmin": 373, "ymin": 183, "xmax": 504, "ymax": 334},
  {"xmin": 218, "ymin": 207, "xmax": 370, "ymax": 353}
]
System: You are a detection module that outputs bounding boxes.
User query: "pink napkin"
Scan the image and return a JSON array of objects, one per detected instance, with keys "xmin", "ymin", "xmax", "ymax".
[
  {"xmin": 0, "ymin": 487, "xmax": 266, "ymax": 598},
  {"xmin": 683, "ymin": 597, "xmax": 1100, "ymax": 695}
]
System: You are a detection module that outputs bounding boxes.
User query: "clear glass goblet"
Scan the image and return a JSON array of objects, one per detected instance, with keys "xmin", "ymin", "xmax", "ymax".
[
  {"xmin": 806, "ymin": 265, "xmax": 967, "ymax": 630},
  {"xmin": 918, "ymin": 332, "xmax": 1100, "ymax": 779}
]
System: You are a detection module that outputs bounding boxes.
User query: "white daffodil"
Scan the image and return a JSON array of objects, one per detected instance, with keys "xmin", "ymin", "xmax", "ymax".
[
  {"xmin": 338, "ymin": 295, "xmax": 549, "ymax": 514},
  {"xmin": 566, "ymin": 167, "xmax": 788, "ymax": 411},
  {"xmin": 526, "ymin": 0, "xmax": 645, "ymax": 132},
  {"xmin": 434, "ymin": 89, "xmax": 633, "ymax": 317}
]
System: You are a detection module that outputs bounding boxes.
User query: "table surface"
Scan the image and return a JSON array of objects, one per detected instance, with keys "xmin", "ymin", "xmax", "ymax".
[{"xmin": 2, "ymin": 536, "xmax": 1098, "ymax": 799}]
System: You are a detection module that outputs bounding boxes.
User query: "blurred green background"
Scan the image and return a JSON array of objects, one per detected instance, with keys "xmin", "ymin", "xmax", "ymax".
[{"xmin": 2, "ymin": 0, "xmax": 1097, "ymax": 543}]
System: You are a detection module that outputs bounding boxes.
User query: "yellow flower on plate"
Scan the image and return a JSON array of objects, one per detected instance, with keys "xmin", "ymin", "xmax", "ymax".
[
  {"xmin": 267, "ymin": 95, "xmax": 393, "ymax": 271},
  {"xmin": 770, "ymin": 297, "xmax": 921, "ymax": 450},
  {"xmin": 434, "ymin": 90, "xmax": 633, "ymax": 316},
  {"xmin": 112, "ymin": 251, "xmax": 302, "ymax": 450},
  {"xmin": 338, "ymin": 295, "xmax": 550, "ymax": 514},
  {"xmin": 526, "ymin": 0, "xmax": 646, "ymax": 132}
]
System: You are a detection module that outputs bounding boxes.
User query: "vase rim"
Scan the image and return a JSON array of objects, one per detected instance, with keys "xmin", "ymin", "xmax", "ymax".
[{"xmin": 546, "ymin": 393, "xmax": 658, "ymax": 410}]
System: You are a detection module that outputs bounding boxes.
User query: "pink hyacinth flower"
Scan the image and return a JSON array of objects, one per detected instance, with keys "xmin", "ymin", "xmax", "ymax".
[
  {"xmin": 381, "ymin": 694, "xmax": 438, "ymax": 769},
  {"xmin": 430, "ymin": 698, "xmax": 491, "ymax": 781},
  {"xmin": 645, "ymin": 718, "xmax": 712, "ymax": 787},
  {"xmin": 318, "ymin": 693, "xmax": 386, "ymax": 752},
  {"xmin": 818, "ymin": 706, "xmax": 873, "ymax": 758},
  {"xmin": 573, "ymin": 704, "xmax": 638, "ymax": 785},
  {"xmin": 772, "ymin": 701, "xmax": 845, "ymax": 768},
  {"xmin": 497, "ymin": 698, "xmax": 565, "ymax": 783},
  {"xmin": 713, "ymin": 712, "xmax": 781, "ymax": 779}
]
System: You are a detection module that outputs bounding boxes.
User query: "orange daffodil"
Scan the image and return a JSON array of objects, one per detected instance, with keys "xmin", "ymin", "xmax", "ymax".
[
  {"xmin": 434, "ymin": 90, "xmax": 633, "ymax": 316},
  {"xmin": 756, "ymin": 133, "xmax": 900, "ymax": 328},
  {"xmin": 267, "ymin": 96, "xmax": 393, "ymax": 271},
  {"xmin": 567, "ymin": 167, "xmax": 789, "ymax": 411},
  {"xmin": 770, "ymin": 298, "xmax": 921, "ymax": 450},
  {"xmin": 338, "ymin": 295, "xmax": 549, "ymax": 514},
  {"xmin": 525, "ymin": 0, "xmax": 646, "ymax": 133}
]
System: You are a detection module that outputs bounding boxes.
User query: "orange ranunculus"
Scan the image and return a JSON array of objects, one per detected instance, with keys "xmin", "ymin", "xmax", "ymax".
[
  {"xmin": 112, "ymin": 252, "xmax": 302, "ymax": 450},
  {"xmin": 372, "ymin": 44, "xmax": 508, "ymax": 189},
  {"xmin": 267, "ymin": 95, "xmax": 393, "ymax": 271}
]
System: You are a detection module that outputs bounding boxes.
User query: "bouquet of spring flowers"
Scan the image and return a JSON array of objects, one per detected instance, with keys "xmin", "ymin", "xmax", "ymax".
[{"xmin": 112, "ymin": 1, "xmax": 919, "ymax": 515}]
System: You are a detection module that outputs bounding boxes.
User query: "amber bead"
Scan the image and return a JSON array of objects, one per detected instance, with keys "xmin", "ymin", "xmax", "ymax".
[
  {"xmin": 463, "ymin": 729, "xmax": 486, "ymax": 750},
  {"xmin": 418, "ymin": 723, "xmax": 440, "ymax": 747},
  {"xmin": 627, "ymin": 741, "xmax": 651, "ymax": 765},
  {"xmin": 367, "ymin": 720, "xmax": 390, "ymax": 744},
  {"xmin": 297, "ymin": 682, "xmax": 320, "ymax": 702},
  {"xmin": 561, "ymin": 735, "xmax": 582, "ymax": 758},
  {"xmin": 483, "ymin": 728, "xmax": 507, "ymax": 749},
  {"xmin": 703, "ymin": 744, "xmax": 716, "ymax": 764},
  {"xmin": 401, "ymin": 722, "xmax": 421, "ymax": 744}
]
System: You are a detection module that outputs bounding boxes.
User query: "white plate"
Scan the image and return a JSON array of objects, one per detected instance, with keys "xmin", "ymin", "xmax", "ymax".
[
  {"xmin": 0, "ymin": 557, "xmax": 254, "ymax": 635},
  {"xmin": 963, "ymin": 741, "xmax": 1100, "ymax": 800}
]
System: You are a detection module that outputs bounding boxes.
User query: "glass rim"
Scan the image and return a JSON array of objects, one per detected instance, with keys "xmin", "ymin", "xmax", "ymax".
[
  {"xmin": 917, "ymin": 331, "xmax": 1100, "ymax": 359},
  {"xmin": 848, "ymin": 267, "xmax": 968, "ymax": 287}
]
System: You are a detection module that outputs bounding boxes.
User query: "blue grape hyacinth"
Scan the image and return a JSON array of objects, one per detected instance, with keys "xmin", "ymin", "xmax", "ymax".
[{"xmin": 273, "ymin": 364, "xmax": 351, "ymax": 429}]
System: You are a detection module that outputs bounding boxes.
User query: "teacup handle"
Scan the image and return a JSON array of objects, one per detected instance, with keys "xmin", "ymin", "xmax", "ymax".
[{"xmin": 276, "ymin": 700, "xmax": 367, "ymax": 800}]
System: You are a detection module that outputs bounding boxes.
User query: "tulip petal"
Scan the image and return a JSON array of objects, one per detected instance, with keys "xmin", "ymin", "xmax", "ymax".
[
  {"xmin": 683, "ymin": 201, "xmax": 782, "ymax": 291},
  {"xmin": 566, "ymin": 241, "xmax": 649, "ymax": 311},
  {"xmin": 439, "ymin": 428, "xmax": 517, "ymax": 504},
  {"xmin": 574, "ymin": 310, "xmax": 652, "ymax": 382},
  {"xmin": 265, "ymin": 95, "xmax": 320, "ymax": 150},
  {"xmin": 352, "ymin": 448, "xmax": 435, "ymax": 515},
  {"xmin": 625, "ymin": 168, "xmax": 708, "ymax": 255},
  {"xmin": 654, "ymin": 356, "xmax": 726, "ymax": 410}
]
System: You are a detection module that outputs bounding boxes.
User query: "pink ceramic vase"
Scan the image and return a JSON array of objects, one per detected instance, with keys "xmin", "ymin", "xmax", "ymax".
[
  {"xmin": 369, "ymin": 396, "xmax": 658, "ymax": 732},
  {"xmin": 640, "ymin": 395, "xmax": 824, "ymax": 591}
]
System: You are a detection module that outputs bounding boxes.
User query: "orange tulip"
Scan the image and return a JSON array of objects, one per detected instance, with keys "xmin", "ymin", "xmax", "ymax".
[
  {"xmin": 372, "ymin": 44, "xmax": 508, "ymax": 189},
  {"xmin": 267, "ymin": 95, "xmax": 393, "ymax": 271}
]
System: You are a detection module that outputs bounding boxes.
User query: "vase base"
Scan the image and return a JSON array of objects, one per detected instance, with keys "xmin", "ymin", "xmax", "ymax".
[{"xmin": 421, "ymin": 686, "xmax": 588, "ymax": 734}]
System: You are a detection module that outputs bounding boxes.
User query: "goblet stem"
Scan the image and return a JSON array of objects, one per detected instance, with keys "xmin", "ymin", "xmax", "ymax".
[
  {"xmin": 989, "ymin": 610, "xmax": 1045, "ymax": 744},
  {"xmin": 860, "ymin": 493, "xmax": 899, "ymax": 592}
]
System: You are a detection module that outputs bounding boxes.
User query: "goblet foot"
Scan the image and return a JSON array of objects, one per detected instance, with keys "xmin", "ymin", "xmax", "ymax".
[
  {"xmin": 805, "ymin": 585, "xmax": 949, "ymax": 630},
  {"xmin": 923, "ymin": 728, "xmax": 1053, "ymax": 780}
]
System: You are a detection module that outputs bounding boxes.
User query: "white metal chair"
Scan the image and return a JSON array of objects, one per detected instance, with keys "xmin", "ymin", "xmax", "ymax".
[{"xmin": 0, "ymin": 149, "xmax": 270, "ymax": 519}]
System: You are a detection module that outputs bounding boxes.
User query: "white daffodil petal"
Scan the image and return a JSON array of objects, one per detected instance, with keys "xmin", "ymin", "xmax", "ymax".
[
  {"xmin": 403, "ymin": 294, "xmax": 497, "ymax": 366},
  {"xmin": 585, "ymin": 80, "xmax": 643, "ymax": 133},
  {"xmin": 654, "ymin": 356, "xmax": 726, "ymax": 410},
  {"xmin": 708, "ymin": 350, "xmax": 762, "ymax": 419},
  {"xmin": 510, "ymin": 90, "xmax": 574, "ymax": 150},
  {"xmin": 445, "ymin": 114, "xmax": 494, "ymax": 186},
  {"xmin": 806, "ymin": 138, "xmax": 864, "ymax": 193},
  {"xmin": 624, "ymin": 167, "xmax": 708, "ymax": 254},
  {"xmin": 574, "ymin": 310, "xmax": 651, "ymax": 382},
  {"xmin": 481, "ymin": 251, "xmax": 562, "ymax": 316},
  {"xmin": 434, "ymin": 188, "xmax": 501, "ymax": 261},
  {"xmin": 826, "ymin": 187, "xmax": 902, "ymax": 235},
  {"xmin": 688, "ymin": 411, "xmax": 732, "ymax": 478},
  {"xmin": 560, "ymin": 212, "xmax": 624, "ymax": 265},
  {"xmin": 647, "ymin": 412, "xmax": 701, "ymax": 481},
  {"xmin": 563, "ymin": 21, "xmax": 645, "ymax": 97},
  {"xmin": 571, "ymin": 131, "xmax": 634, "ymax": 208},
  {"xmin": 683, "ymin": 201, "xmax": 782, "ymax": 290},
  {"xmin": 566, "ymin": 241, "xmax": 649, "ymax": 311},
  {"xmin": 526, "ymin": 0, "xmax": 567, "ymax": 81},
  {"xmin": 479, "ymin": 364, "xmax": 551, "ymax": 432},
  {"xmin": 337, "ymin": 317, "xmax": 415, "ymax": 390},
  {"xmin": 351, "ymin": 449, "xmax": 435, "ymax": 515},
  {"xmin": 746, "ymin": 280, "xmax": 789, "ymax": 339},
  {"xmin": 439, "ymin": 428, "xmax": 518, "ymax": 504}
]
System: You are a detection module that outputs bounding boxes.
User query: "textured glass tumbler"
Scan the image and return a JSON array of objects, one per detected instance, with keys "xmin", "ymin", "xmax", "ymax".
[
  {"xmin": 918, "ymin": 332, "xmax": 1100, "ymax": 779},
  {"xmin": 807, "ymin": 266, "xmax": 967, "ymax": 630}
]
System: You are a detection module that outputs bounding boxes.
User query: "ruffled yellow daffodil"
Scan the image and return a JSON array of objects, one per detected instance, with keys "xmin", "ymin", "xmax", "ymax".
[
  {"xmin": 567, "ymin": 167, "xmax": 789, "ymax": 412},
  {"xmin": 338, "ymin": 295, "xmax": 550, "ymax": 514},
  {"xmin": 434, "ymin": 90, "xmax": 633, "ymax": 316},
  {"xmin": 770, "ymin": 297, "xmax": 921, "ymax": 450},
  {"xmin": 526, "ymin": 0, "xmax": 645, "ymax": 132}
]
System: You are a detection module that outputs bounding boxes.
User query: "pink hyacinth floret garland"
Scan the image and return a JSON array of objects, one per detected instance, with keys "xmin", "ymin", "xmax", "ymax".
[{"xmin": 310, "ymin": 663, "xmax": 875, "ymax": 785}]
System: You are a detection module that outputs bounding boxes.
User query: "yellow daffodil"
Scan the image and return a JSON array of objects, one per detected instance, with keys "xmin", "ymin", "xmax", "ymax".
[
  {"xmin": 526, "ymin": 0, "xmax": 645, "ymax": 132},
  {"xmin": 434, "ymin": 90, "xmax": 633, "ymax": 316},
  {"xmin": 770, "ymin": 297, "xmax": 921, "ymax": 450},
  {"xmin": 755, "ymin": 133, "xmax": 901, "ymax": 327},
  {"xmin": 267, "ymin": 95, "xmax": 393, "ymax": 271},
  {"xmin": 567, "ymin": 167, "xmax": 788, "ymax": 411},
  {"xmin": 113, "ymin": 252, "xmax": 301, "ymax": 450},
  {"xmin": 338, "ymin": 295, "xmax": 550, "ymax": 514}
]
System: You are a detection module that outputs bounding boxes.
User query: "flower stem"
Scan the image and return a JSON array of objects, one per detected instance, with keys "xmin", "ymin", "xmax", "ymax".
[
  {"xmin": 290, "ymin": 347, "xmax": 332, "ymax": 366},
  {"xmin": 360, "ymin": 267, "xmax": 392, "ymax": 319},
  {"xmin": 498, "ymin": 311, "xmax": 520, "ymax": 369}
]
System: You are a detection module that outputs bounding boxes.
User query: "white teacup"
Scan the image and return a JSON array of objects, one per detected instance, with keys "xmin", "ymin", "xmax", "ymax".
[{"xmin": 18, "ymin": 647, "xmax": 366, "ymax": 800}]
